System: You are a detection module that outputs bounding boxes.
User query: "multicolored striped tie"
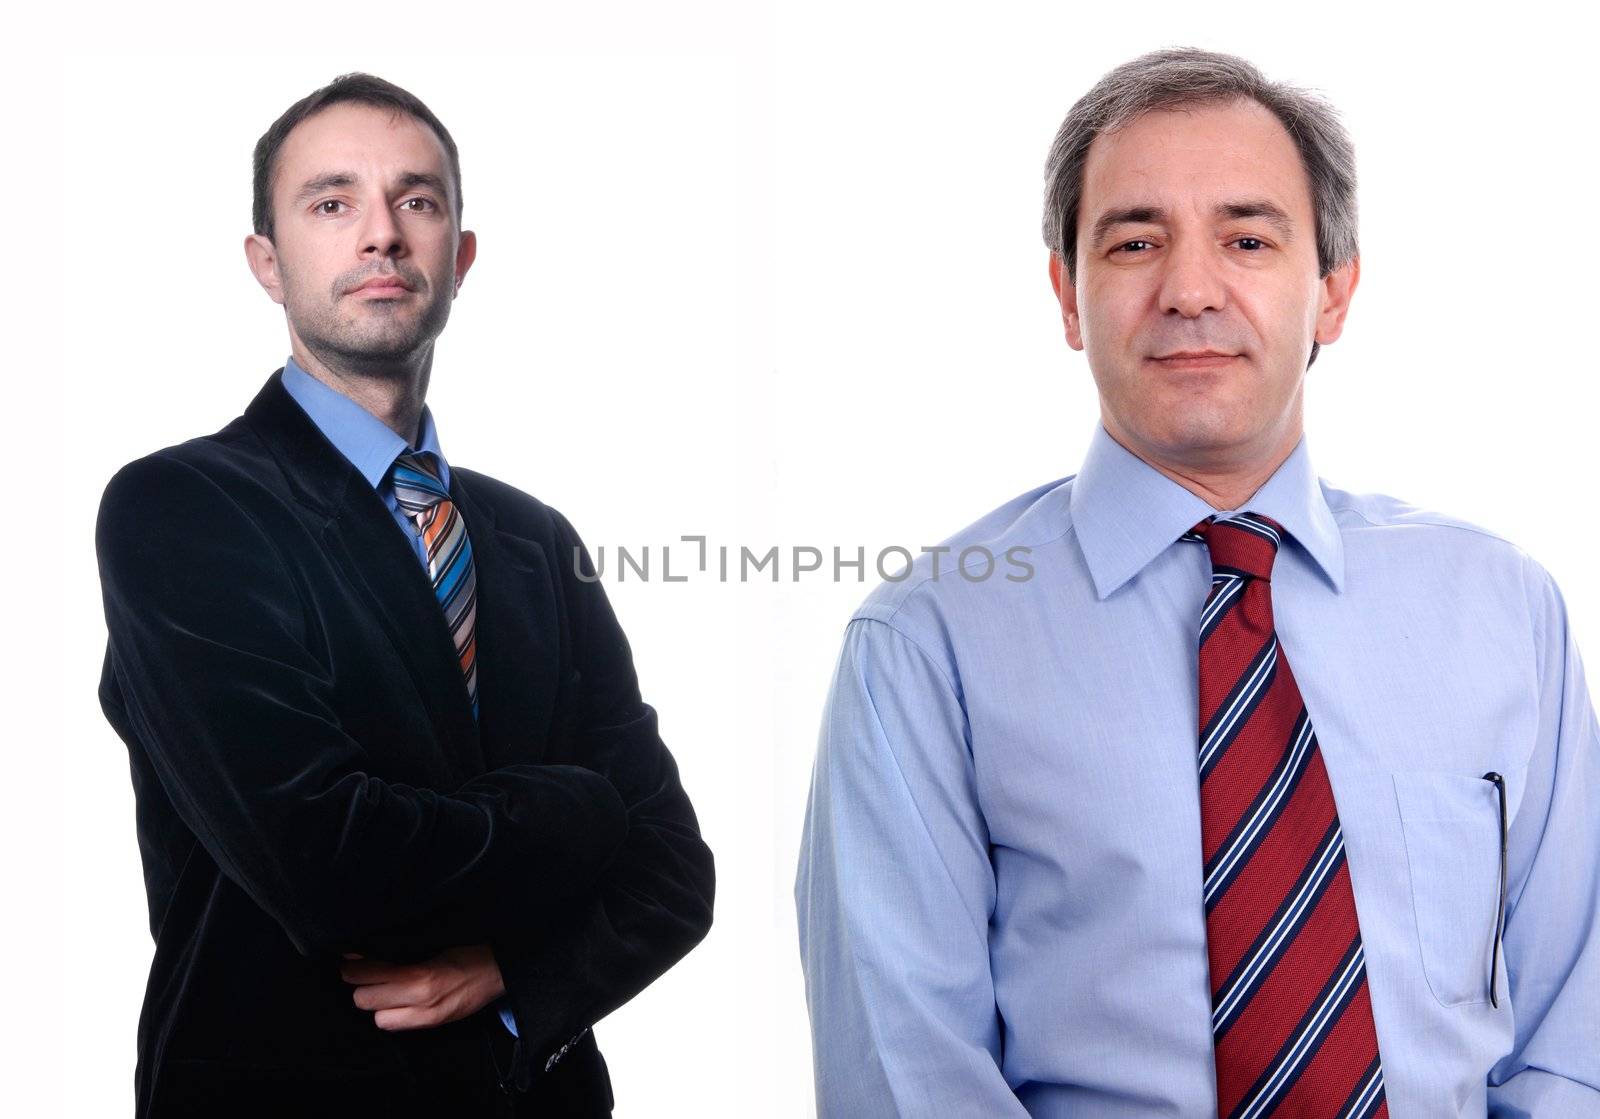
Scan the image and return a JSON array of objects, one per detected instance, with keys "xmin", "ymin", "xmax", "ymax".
[
  {"xmin": 390, "ymin": 450, "xmax": 479, "ymax": 722},
  {"xmin": 1183, "ymin": 512, "xmax": 1386, "ymax": 1118}
]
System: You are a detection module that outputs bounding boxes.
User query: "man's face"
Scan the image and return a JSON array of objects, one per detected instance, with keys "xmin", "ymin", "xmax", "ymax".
[
  {"xmin": 1050, "ymin": 97, "xmax": 1357, "ymax": 468},
  {"xmin": 249, "ymin": 102, "xmax": 474, "ymax": 374}
]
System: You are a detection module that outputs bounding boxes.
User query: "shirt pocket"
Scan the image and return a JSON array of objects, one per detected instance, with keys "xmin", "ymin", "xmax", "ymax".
[{"xmin": 1391, "ymin": 771, "xmax": 1501, "ymax": 1008}]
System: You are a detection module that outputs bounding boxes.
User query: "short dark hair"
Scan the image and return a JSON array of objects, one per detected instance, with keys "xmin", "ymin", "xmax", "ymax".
[{"xmin": 252, "ymin": 72, "xmax": 464, "ymax": 244}]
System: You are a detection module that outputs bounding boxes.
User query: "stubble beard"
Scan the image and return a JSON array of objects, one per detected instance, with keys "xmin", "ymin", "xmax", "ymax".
[{"xmin": 287, "ymin": 271, "xmax": 454, "ymax": 380}]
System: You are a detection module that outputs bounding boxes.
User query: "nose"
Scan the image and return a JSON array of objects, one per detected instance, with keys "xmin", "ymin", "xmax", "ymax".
[
  {"xmin": 1156, "ymin": 234, "xmax": 1226, "ymax": 319},
  {"xmin": 357, "ymin": 194, "xmax": 407, "ymax": 261}
]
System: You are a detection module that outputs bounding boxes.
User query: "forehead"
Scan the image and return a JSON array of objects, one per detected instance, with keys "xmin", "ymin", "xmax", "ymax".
[
  {"xmin": 274, "ymin": 102, "xmax": 450, "ymax": 198},
  {"xmin": 1080, "ymin": 98, "xmax": 1312, "ymax": 225}
]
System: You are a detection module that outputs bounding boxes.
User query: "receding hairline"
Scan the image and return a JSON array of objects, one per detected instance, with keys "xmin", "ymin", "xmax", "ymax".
[
  {"xmin": 268, "ymin": 102, "xmax": 458, "ymax": 216},
  {"xmin": 1075, "ymin": 99, "xmax": 1311, "ymax": 254}
]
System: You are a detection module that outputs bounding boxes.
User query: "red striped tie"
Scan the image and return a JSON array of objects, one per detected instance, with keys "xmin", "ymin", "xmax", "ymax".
[{"xmin": 1186, "ymin": 513, "xmax": 1388, "ymax": 1118}]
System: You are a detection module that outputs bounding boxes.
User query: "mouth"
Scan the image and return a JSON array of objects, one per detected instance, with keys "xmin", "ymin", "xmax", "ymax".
[
  {"xmin": 350, "ymin": 278, "xmax": 415, "ymax": 297},
  {"xmin": 1148, "ymin": 352, "xmax": 1239, "ymax": 369}
]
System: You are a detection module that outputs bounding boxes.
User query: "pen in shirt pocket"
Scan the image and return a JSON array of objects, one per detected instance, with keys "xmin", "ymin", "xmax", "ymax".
[{"xmin": 1482, "ymin": 771, "xmax": 1509, "ymax": 1008}]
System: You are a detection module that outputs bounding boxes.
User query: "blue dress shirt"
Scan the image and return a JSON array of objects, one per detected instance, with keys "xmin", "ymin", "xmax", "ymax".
[
  {"xmin": 795, "ymin": 422, "xmax": 1600, "ymax": 1116},
  {"xmin": 279, "ymin": 355, "xmax": 520, "ymax": 1039}
]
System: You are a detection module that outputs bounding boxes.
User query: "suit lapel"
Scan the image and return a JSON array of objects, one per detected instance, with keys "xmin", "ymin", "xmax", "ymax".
[
  {"xmin": 243, "ymin": 369, "xmax": 483, "ymax": 773},
  {"xmin": 450, "ymin": 470, "xmax": 565, "ymax": 769}
]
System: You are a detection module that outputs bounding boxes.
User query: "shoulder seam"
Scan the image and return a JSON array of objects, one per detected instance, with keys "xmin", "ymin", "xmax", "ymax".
[
  {"xmin": 139, "ymin": 451, "xmax": 304, "ymax": 597},
  {"xmin": 848, "ymin": 615, "xmax": 965, "ymax": 707},
  {"xmin": 875, "ymin": 521, "xmax": 1078, "ymax": 628},
  {"xmin": 1328, "ymin": 503, "xmax": 1517, "ymax": 546}
]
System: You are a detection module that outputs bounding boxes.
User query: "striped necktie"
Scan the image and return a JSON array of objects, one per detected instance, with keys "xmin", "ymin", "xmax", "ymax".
[
  {"xmin": 390, "ymin": 450, "xmax": 479, "ymax": 722},
  {"xmin": 1182, "ymin": 512, "xmax": 1387, "ymax": 1118}
]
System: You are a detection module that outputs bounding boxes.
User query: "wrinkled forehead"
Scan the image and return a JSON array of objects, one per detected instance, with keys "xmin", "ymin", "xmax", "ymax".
[
  {"xmin": 274, "ymin": 103, "xmax": 453, "ymax": 206},
  {"xmin": 1080, "ymin": 99, "xmax": 1313, "ymax": 232}
]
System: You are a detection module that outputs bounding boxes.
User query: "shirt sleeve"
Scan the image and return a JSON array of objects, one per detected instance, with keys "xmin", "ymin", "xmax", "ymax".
[
  {"xmin": 1486, "ymin": 558, "xmax": 1600, "ymax": 1111},
  {"xmin": 795, "ymin": 616, "xmax": 1029, "ymax": 1116}
]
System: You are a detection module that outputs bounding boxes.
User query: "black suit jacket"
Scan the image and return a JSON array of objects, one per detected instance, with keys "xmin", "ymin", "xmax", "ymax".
[{"xmin": 93, "ymin": 369, "xmax": 715, "ymax": 1117}]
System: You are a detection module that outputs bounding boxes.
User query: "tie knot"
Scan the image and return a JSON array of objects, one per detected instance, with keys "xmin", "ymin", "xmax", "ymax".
[
  {"xmin": 391, "ymin": 450, "xmax": 447, "ymax": 511},
  {"xmin": 1185, "ymin": 512, "xmax": 1283, "ymax": 581}
]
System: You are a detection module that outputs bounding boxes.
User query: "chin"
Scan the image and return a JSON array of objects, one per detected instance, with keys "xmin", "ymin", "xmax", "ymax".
[{"xmin": 1132, "ymin": 413, "xmax": 1254, "ymax": 456}]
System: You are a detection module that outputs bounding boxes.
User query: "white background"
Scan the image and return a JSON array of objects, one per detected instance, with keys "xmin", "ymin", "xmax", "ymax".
[{"xmin": 8, "ymin": 1, "xmax": 1598, "ymax": 1114}]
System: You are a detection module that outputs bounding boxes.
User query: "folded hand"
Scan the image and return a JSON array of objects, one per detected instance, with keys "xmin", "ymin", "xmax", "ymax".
[{"xmin": 339, "ymin": 943, "xmax": 507, "ymax": 1031}]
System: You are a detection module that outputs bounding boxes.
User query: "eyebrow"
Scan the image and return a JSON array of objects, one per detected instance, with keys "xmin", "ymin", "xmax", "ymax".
[
  {"xmin": 291, "ymin": 170, "xmax": 451, "ymax": 207},
  {"xmin": 1088, "ymin": 198, "xmax": 1295, "ymax": 247}
]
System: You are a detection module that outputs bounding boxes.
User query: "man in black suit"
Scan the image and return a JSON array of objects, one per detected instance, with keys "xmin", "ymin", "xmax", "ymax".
[{"xmin": 93, "ymin": 72, "xmax": 714, "ymax": 1117}]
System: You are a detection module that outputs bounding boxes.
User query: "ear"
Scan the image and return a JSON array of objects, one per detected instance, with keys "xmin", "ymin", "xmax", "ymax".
[
  {"xmin": 452, "ymin": 229, "xmax": 478, "ymax": 296},
  {"xmin": 243, "ymin": 234, "xmax": 286, "ymax": 307},
  {"xmin": 1313, "ymin": 255, "xmax": 1360, "ymax": 346},
  {"xmin": 1048, "ymin": 253, "xmax": 1085, "ymax": 351}
]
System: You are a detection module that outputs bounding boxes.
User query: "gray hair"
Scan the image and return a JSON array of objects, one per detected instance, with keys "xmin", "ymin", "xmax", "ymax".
[{"xmin": 1042, "ymin": 47, "xmax": 1358, "ymax": 367}]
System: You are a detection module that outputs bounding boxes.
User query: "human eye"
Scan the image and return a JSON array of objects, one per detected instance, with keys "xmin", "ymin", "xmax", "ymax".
[
  {"xmin": 1114, "ymin": 238, "xmax": 1155, "ymax": 254},
  {"xmin": 402, "ymin": 197, "xmax": 438, "ymax": 213},
  {"xmin": 314, "ymin": 199, "xmax": 346, "ymax": 215},
  {"xmin": 1229, "ymin": 235, "xmax": 1269, "ymax": 251}
]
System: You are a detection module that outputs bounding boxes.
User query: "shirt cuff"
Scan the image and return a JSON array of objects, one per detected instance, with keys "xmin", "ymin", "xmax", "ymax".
[{"xmin": 496, "ymin": 997, "xmax": 519, "ymax": 1037}]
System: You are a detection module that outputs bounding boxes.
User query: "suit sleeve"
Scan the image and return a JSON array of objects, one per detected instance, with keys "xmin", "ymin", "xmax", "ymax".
[
  {"xmin": 94, "ymin": 453, "xmax": 630, "ymax": 959},
  {"xmin": 795, "ymin": 618, "xmax": 1029, "ymax": 1117},
  {"xmin": 489, "ymin": 512, "xmax": 715, "ymax": 1089},
  {"xmin": 1486, "ymin": 558, "xmax": 1600, "ymax": 1112}
]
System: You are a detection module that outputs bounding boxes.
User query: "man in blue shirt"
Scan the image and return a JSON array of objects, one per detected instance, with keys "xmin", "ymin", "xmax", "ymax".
[
  {"xmin": 96, "ymin": 73, "xmax": 712, "ymax": 1117},
  {"xmin": 795, "ymin": 47, "xmax": 1599, "ymax": 1116}
]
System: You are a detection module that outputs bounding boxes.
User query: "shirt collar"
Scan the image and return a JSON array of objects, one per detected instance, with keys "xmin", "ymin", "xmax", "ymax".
[
  {"xmin": 279, "ymin": 354, "xmax": 451, "ymax": 491},
  {"xmin": 1068, "ymin": 422, "xmax": 1344, "ymax": 599}
]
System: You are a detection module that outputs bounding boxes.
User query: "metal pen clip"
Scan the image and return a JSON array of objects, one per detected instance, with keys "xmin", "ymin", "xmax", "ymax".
[{"xmin": 1482, "ymin": 771, "xmax": 1508, "ymax": 1008}]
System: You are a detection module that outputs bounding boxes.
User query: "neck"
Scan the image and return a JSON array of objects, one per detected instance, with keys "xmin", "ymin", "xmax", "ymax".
[
  {"xmin": 1102, "ymin": 419, "xmax": 1303, "ymax": 512},
  {"xmin": 290, "ymin": 342, "xmax": 432, "ymax": 445}
]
